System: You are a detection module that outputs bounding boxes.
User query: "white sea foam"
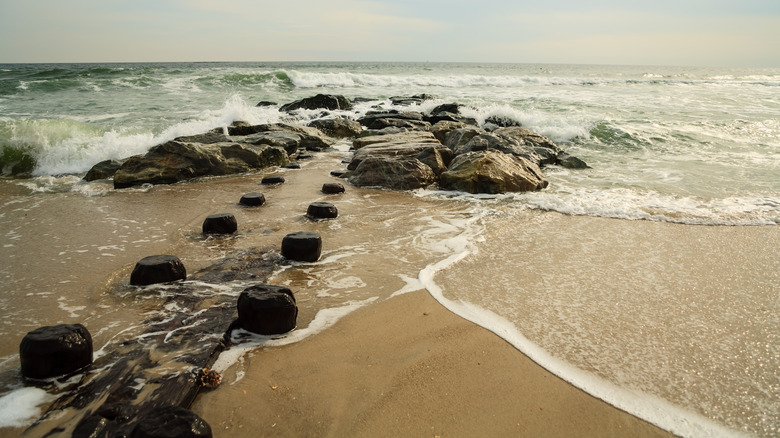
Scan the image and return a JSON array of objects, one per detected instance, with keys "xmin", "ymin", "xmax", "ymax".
[{"xmin": 0, "ymin": 387, "xmax": 56, "ymax": 428}]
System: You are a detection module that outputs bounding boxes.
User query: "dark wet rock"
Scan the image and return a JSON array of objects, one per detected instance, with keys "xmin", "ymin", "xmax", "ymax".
[
  {"xmin": 431, "ymin": 103, "xmax": 462, "ymax": 115},
  {"xmin": 112, "ymin": 141, "xmax": 288, "ymax": 189},
  {"xmin": 493, "ymin": 126, "xmax": 559, "ymax": 151},
  {"xmin": 261, "ymin": 175, "xmax": 285, "ymax": 185},
  {"xmin": 443, "ymin": 127, "xmax": 486, "ymax": 151},
  {"xmin": 485, "ymin": 115, "xmax": 522, "ymax": 128},
  {"xmin": 202, "ymin": 213, "xmax": 237, "ymax": 235},
  {"xmin": 284, "ymin": 161, "xmax": 301, "ymax": 169},
  {"xmin": 308, "ymin": 117, "xmax": 363, "ymax": 138},
  {"xmin": 307, "ymin": 201, "xmax": 338, "ymax": 219},
  {"xmin": 415, "ymin": 146, "xmax": 448, "ymax": 176},
  {"xmin": 358, "ymin": 111, "xmax": 429, "ymax": 131},
  {"xmin": 330, "ymin": 170, "xmax": 346, "ymax": 178},
  {"xmin": 130, "ymin": 255, "xmax": 187, "ymax": 286},
  {"xmin": 440, "ymin": 150, "xmax": 549, "ymax": 194},
  {"xmin": 352, "ymin": 131, "xmax": 440, "ymax": 150},
  {"xmin": 430, "ymin": 121, "xmax": 471, "ymax": 144},
  {"xmin": 557, "ymin": 151, "xmax": 590, "ymax": 169},
  {"xmin": 322, "ymin": 182, "xmax": 345, "ymax": 194},
  {"xmin": 239, "ymin": 192, "xmax": 266, "ymax": 207},
  {"xmin": 389, "ymin": 94, "xmax": 436, "ymax": 105},
  {"xmin": 20, "ymin": 324, "xmax": 93, "ymax": 379},
  {"xmin": 256, "ymin": 101, "xmax": 277, "ymax": 107},
  {"xmin": 84, "ymin": 159, "xmax": 126, "ymax": 181},
  {"xmin": 173, "ymin": 131, "xmax": 230, "ymax": 144},
  {"xmin": 228, "ymin": 123, "xmax": 333, "ymax": 151},
  {"xmin": 280, "ymin": 94, "xmax": 352, "ymax": 112},
  {"xmin": 296, "ymin": 153, "xmax": 313, "ymax": 160},
  {"xmin": 130, "ymin": 406, "xmax": 212, "ymax": 438},
  {"xmin": 238, "ymin": 131, "xmax": 302, "ymax": 155},
  {"xmin": 237, "ymin": 284, "xmax": 298, "ymax": 335},
  {"xmin": 281, "ymin": 231, "xmax": 322, "ymax": 262},
  {"xmin": 348, "ymin": 157, "xmax": 437, "ymax": 190},
  {"xmin": 356, "ymin": 127, "xmax": 413, "ymax": 138},
  {"xmin": 424, "ymin": 112, "xmax": 477, "ymax": 126}
]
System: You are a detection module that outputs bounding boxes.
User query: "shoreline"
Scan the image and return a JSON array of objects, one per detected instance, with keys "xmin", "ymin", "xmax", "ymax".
[{"xmin": 191, "ymin": 289, "xmax": 675, "ymax": 437}]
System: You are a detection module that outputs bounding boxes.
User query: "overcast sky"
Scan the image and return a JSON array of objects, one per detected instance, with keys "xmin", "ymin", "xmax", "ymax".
[{"xmin": 1, "ymin": 0, "xmax": 778, "ymax": 67}]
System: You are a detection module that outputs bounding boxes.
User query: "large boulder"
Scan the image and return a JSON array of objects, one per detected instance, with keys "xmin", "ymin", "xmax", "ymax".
[
  {"xmin": 348, "ymin": 141, "xmax": 453, "ymax": 171},
  {"xmin": 353, "ymin": 131, "xmax": 440, "ymax": 150},
  {"xmin": 229, "ymin": 123, "xmax": 333, "ymax": 151},
  {"xmin": 439, "ymin": 150, "xmax": 548, "ymax": 194},
  {"xmin": 113, "ymin": 141, "xmax": 288, "ymax": 189},
  {"xmin": 280, "ymin": 94, "xmax": 352, "ymax": 112},
  {"xmin": 84, "ymin": 159, "xmax": 126, "ymax": 181},
  {"xmin": 308, "ymin": 117, "xmax": 363, "ymax": 138},
  {"xmin": 348, "ymin": 157, "xmax": 437, "ymax": 190}
]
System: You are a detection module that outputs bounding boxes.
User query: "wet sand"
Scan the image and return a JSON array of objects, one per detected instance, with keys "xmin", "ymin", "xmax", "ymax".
[{"xmin": 191, "ymin": 290, "xmax": 673, "ymax": 437}]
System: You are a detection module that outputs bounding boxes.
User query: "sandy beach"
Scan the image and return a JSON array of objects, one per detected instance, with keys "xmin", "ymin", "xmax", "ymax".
[{"xmin": 191, "ymin": 289, "xmax": 673, "ymax": 437}]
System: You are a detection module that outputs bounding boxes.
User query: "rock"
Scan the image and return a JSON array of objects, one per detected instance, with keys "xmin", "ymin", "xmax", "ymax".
[
  {"xmin": 431, "ymin": 103, "xmax": 461, "ymax": 115},
  {"xmin": 20, "ymin": 324, "xmax": 93, "ymax": 379},
  {"xmin": 113, "ymin": 141, "xmax": 288, "ymax": 189},
  {"xmin": 321, "ymin": 182, "xmax": 345, "ymax": 194},
  {"xmin": 307, "ymin": 201, "xmax": 338, "ymax": 219},
  {"xmin": 358, "ymin": 111, "xmax": 429, "ymax": 131},
  {"xmin": 256, "ymin": 101, "xmax": 277, "ymax": 107},
  {"xmin": 280, "ymin": 94, "xmax": 352, "ymax": 112},
  {"xmin": 229, "ymin": 123, "xmax": 333, "ymax": 151},
  {"xmin": 173, "ymin": 131, "xmax": 230, "ymax": 144},
  {"xmin": 415, "ymin": 146, "xmax": 448, "ymax": 176},
  {"xmin": 330, "ymin": 171, "xmax": 346, "ymax": 178},
  {"xmin": 261, "ymin": 175, "xmax": 285, "ymax": 185},
  {"xmin": 353, "ymin": 131, "xmax": 440, "ymax": 150},
  {"xmin": 424, "ymin": 112, "xmax": 477, "ymax": 126},
  {"xmin": 485, "ymin": 115, "xmax": 522, "ymax": 127},
  {"xmin": 130, "ymin": 406, "xmax": 212, "ymax": 438},
  {"xmin": 557, "ymin": 151, "xmax": 590, "ymax": 169},
  {"xmin": 239, "ymin": 192, "xmax": 266, "ymax": 207},
  {"xmin": 238, "ymin": 131, "xmax": 302, "ymax": 155},
  {"xmin": 389, "ymin": 94, "xmax": 436, "ymax": 105},
  {"xmin": 430, "ymin": 121, "xmax": 471, "ymax": 144},
  {"xmin": 308, "ymin": 117, "xmax": 363, "ymax": 138},
  {"xmin": 284, "ymin": 161, "xmax": 301, "ymax": 169},
  {"xmin": 84, "ymin": 159, "xmax": 126, "ymax": 181},
  {"xmin": 348, "ymin": 140, "xmax": 453, "ymax": 171},
  {"xmin": 493, "ymin": 126, "xmax": 560, "ymax": 151},
  {"xmin": 440, "ymin": 150, "xmax": 549, "ymax": 194},
  {"xmin": 348, "ymin": 157, "xmax": 437, "ymax": 190},
  {"xmin": 443, "ymin": 127, "xmax": 486, "ymax": 151},
  {"xmin": 237, "ymin": 284, "xmax": 298, "ymax": 335},
  {"xmin": 130, "ymin": 255, "xmax": 187, "ymax": 286},
  {"xmin": 202, "ymin": 213, "xmax": 237, "ymax": 235},
  {"xmin": 281, "ymin": 231, "xmax": 322, "ymax": 262}
]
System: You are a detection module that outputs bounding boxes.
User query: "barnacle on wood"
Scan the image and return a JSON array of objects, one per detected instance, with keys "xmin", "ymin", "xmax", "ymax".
[{"xmin": 197, "ymin": 368, "xmax": 221, "ymax": 389}]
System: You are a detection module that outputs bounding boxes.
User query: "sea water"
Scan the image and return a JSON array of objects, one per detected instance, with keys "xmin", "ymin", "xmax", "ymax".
[{"xmin": 0, "ymin": 62, "xmax": 778, "ymax": 436}]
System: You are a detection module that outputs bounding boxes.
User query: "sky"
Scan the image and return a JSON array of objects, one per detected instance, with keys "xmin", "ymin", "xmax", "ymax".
[{"xmin": 0, "ymin": 0, "xmax": 778, "ymax": 67}]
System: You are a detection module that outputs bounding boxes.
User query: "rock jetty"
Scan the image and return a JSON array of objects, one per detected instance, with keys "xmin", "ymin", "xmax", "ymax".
[{"xmin": 85, "ymin": 93, "xmax": 588, "ymax": 194}]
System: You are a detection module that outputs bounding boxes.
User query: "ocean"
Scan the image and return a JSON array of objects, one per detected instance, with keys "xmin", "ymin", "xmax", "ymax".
[{"xmin": 0, "ymin": 62, "xmax": 778, "ymax": 436}]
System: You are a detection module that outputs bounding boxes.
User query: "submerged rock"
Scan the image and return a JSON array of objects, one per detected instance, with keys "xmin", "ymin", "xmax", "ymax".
[{"xmin": 130, "ymin": 255, "xmax": 187, "ymax": 286}]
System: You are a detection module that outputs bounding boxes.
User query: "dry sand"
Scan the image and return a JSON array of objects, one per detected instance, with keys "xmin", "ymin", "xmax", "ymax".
[{"xmin": 191, "ymin": 290, "xmax": 674, "ymax": 437}]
